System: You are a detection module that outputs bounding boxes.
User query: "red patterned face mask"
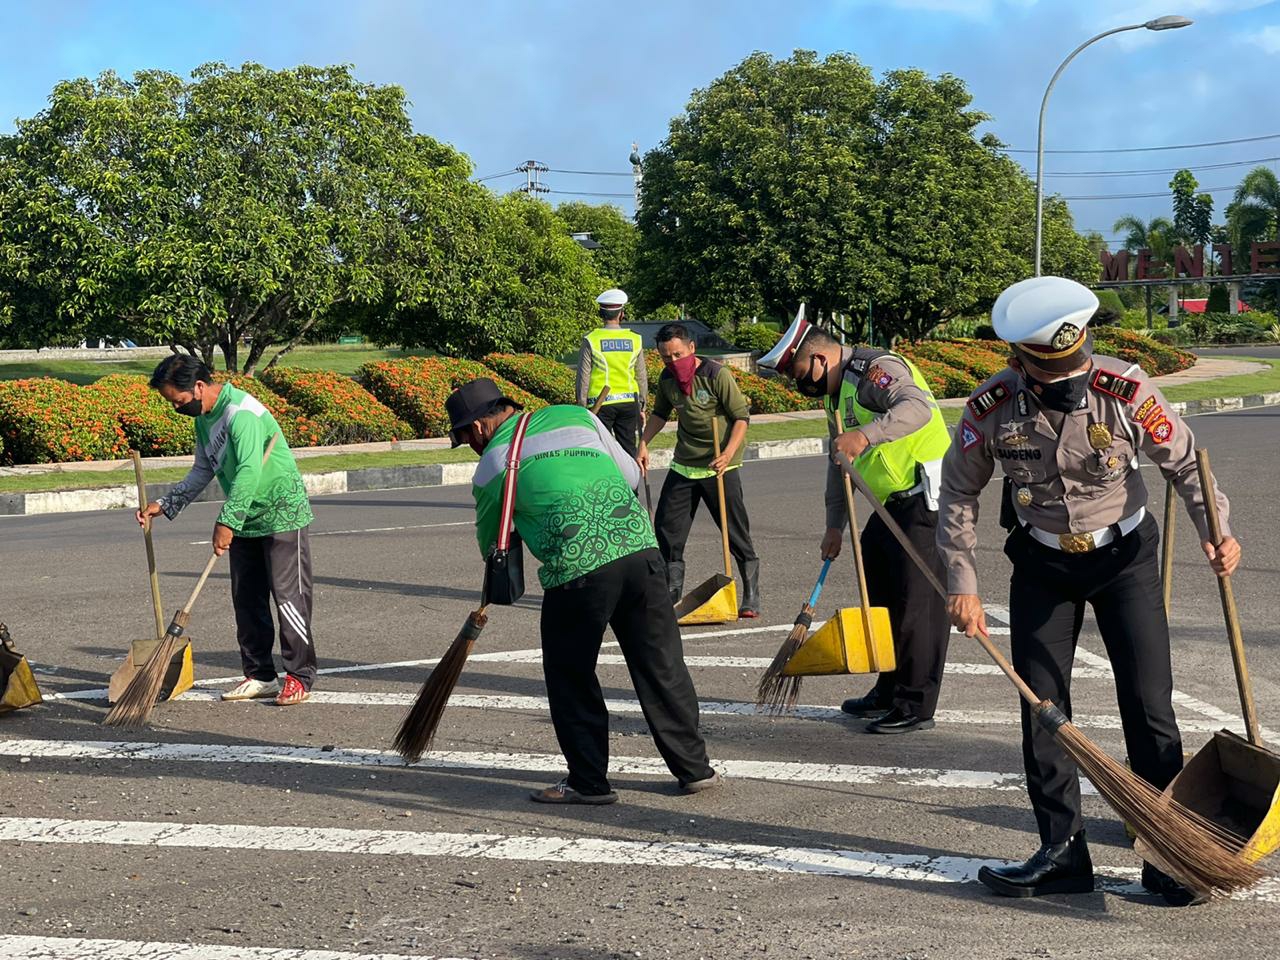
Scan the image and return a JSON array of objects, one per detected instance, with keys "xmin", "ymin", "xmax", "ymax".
[{"xmin": 669, "ymin": 353, "xmax": 698, "ymax": 396}]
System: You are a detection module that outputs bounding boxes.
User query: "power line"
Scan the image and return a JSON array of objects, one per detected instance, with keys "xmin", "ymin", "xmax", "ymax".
[
  {"xmin": 548, "ymin": 168, "xmax": 633, "ymax": 177},
  {"xmin": 547, "ymin": 189, "xmax": 634, "ymax": 198},
  {"xmin": 1046, "ymin": 155, "xmax": 1280, "ymax": 179},
  {"xmin": 1000, "ymin": 132, "xmax": 1280, "ymax": 155},
  {"xmin": 474, "ymin": 169, "xmax": 520, "ymax": 183},
  {"xmin": 1060, "ymin": 184, "xmax": 1238, "ymax": 201}
]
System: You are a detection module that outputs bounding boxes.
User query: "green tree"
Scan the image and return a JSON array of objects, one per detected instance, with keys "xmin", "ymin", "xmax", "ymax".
[
  {"xmin": 0, "ymin": 63, "xmax": 489, "ymax": 372},
  {"xmin": 1112, "ymin": 214, "xmax": 1175, "ymax": 260},
  {"xmin": 554, "ymin": 202, "xmax": 637, "ymax": 292},
  {"xmin": 1170, "ymin": 169, "xmax": 1213, "ymax": 246},
  {"xmin": 1227, "ymin": 166, "xmax": 1280, "ymax": 247},
  {"xmin": 634, "ymin": 50, "xmax": 1092, "ymax": 342}
]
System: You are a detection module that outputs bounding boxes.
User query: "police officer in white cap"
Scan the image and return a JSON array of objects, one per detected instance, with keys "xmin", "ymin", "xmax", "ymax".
[
  {"xmin": 577, "ymin": 288, "xmax": 647, "ymax": 457},
  {"xmin": 936, "ymin": 275, "xmax": 1242, "ymax": 904}
]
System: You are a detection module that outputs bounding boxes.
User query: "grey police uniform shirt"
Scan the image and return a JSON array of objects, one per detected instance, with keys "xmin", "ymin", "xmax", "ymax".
[
  {"xmin": 936, "ymin": 354, "xmax": 1232, "ymax": 595},
  {"xmin": 824, "ymin": 346, "xmax": 937, "ymax": 530}
]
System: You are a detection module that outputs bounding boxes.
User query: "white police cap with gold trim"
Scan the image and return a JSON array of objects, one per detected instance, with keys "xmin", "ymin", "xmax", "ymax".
[
  {"xmin": 756, "ymin": 303, "xmax": 811, "ymax": 373},
  {"xmin": 993, "ymin": 276, "xmax": 1098, "ymax": 373},
  {"xmin": 596, "ymin": 288, "xmax": 628, "ymax": 308}
]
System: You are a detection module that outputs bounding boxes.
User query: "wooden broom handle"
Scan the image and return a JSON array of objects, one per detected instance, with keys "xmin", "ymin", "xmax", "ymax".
[
  {"xmin": 842, "ymin": 471, "xmax": 879, "ymax": 672},
  {"xmin": 711, "ymin": 418, "xmax": 732, "ymax": 579},
  {"xmin": 589, "ymin": 385, "xmax": 611, "ymax": 415},
  {"xmin": 132, "ymin": 450, "xmax": 166, "ymax": 641},
  {"xmin": 832, "ymin": 450, "xmax": 1040, "ymax": 708},
  {"xmin": 1195, "ymin": 448, "xmax": 1263, "ymax": 747}
]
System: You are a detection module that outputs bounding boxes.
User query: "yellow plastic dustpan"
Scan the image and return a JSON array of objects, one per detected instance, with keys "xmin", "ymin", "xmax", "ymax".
[
  {"xmin": 675, "ymin": 419, "xmax": 738, "ymax": 626},
  {"xmin": 1154, "ymin": 450, "xmax": 1280, "ymax": 862},
  {"xmin": 0, "ymin": 623, "xmax": 43, "ymax": 714}
]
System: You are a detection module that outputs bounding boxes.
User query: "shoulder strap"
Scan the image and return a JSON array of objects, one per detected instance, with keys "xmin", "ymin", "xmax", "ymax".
[{"xmin": 496, "ymin": 414, "xmax": 531, "ymax": 551}]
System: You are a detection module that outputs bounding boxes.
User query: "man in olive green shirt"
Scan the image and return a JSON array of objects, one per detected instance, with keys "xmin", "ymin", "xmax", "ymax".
[
  {"xmin": 637, "ymin": 323, "xmax": 761, "ymax": 617},
  {"xmin": 137, "ymin": 355, "xmax": 316, "ymax": 707}
]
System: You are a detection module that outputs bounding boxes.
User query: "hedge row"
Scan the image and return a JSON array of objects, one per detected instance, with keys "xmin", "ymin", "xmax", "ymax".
[
  {"xmin": 259, "ymin": 367, "xmax": 413, "ymax": 445},
  {"xmin": 86, "ymin": 374, "xmax": 193, "ymax": 457},
  {"xmin": 0, "ymin": 378, "xmax": 129, "ymax": 464},
  {"xmin": 482, "ymin": 352, "xmax": 577, "ymax": 406}
]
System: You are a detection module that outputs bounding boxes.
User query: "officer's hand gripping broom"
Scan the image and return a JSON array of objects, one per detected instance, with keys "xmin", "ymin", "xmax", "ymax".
[
  {"xmin": 832, "ymin": 450, "xmax": 1265, "ymax": 901},
  {"xmin": 105, "ymin": 434, "xmax": 279, "ymax": 729},
  {"xmin": 756, "ymin": 558, "xmax": 832, "ymax": 712}
]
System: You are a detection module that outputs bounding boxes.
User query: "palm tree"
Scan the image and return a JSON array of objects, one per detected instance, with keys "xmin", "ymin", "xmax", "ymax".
[
  {"xmin": 1112, "ymin": 214, "xmax": 1175, "ymax": 259},
  {"xmin": 1227, "ymin": 166, "xmax": 1280, "ymax": 246}
]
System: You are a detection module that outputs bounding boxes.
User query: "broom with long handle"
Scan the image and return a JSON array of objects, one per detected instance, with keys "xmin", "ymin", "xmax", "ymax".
[
  {"xmin": 831, "ymin": 450, "xmax": 1264, "ymax": 900},
  {"xmin": 842, "ymin": 472, "xmax": 881, "ymax": 671},
  {"xmin": 132, "ymin": 450, "xmax": 166, "ymax": 643},
  {"xmin": 106, "ymin": 434, "xmax": 279, "ymax": 729},
  {"xmin": 756, "ymin": 557, "xmax": 833, "ymax": 711}
]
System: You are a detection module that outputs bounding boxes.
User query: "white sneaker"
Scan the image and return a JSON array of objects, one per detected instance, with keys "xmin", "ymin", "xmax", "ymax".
[{"xmin": 221, "ymin": 677, "xmax": 282, "ymax": 701}]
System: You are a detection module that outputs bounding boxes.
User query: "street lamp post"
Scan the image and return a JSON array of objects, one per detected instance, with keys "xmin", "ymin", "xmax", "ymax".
[{"xmin": 1034, "ymin": 15, "xmax": 1193, "ymax": 276}]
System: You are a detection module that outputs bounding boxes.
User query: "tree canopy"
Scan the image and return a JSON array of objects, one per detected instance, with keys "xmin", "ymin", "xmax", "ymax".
[
  {"xmin": 633, "ymin": 50, "xmax": 1093, "ymax": 341},
  {"xmin": 554, "ymin": 201, "xmax": 637, "ymax": 294}
]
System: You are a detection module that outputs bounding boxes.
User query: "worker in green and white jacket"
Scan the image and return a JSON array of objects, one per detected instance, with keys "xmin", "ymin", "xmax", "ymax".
[{"xmin": 137, "ymin": 355, "xmax": 316, "ymax": 707}]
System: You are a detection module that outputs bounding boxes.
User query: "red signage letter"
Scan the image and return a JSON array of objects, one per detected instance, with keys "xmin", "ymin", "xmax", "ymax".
[
  {"xmin": 1252, "ymin": 242, "xmax": 1280, "ymax": 275},
  {"xmin": 1099, "ymin": 250, "xmax": 1131, "ymax": 282},
  {"xmin": 1213, "ymin": 242, "xmax": 1233, "ymax": 276},
  {"xmin": 1136, "ymin": 249, "xmax": 1164, "ymax": 280},
  {"xmin": 1173, "ymin": 244, "xmax": 1204, "ymax": 278}
]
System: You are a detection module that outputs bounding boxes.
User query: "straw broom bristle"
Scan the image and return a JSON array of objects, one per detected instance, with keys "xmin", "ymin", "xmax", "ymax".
[
  {"xmin": 1052, "ymin": 720, "xmax": 1265, "ymax": 900},
  {"xmin": 103, "ymin": 634, "xmax": 180, "ymax": 729},
  {"xmin": 756, "ymin": 605, "xmax": 815, "ymax": 713},
  {"xmin": 394, "ymin": 610, "xmax": 487, "ymax": 764}
]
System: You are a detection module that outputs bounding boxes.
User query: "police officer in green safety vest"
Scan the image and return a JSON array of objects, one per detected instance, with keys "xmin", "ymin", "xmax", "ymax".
[
  {"xmin": 576, "ymin": 288, "xmax": 647, "ymax": 457},
  {"xmin": 758, "ymin": 310, "xmax": 952, "ymax": 735}
]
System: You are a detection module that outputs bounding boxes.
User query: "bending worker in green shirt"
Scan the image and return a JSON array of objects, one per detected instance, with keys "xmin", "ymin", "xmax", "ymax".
[
  {"xmin": 637, "ymin": 323, "xmax": 761, "ymax": 618},
  {"xmin": 447, "ymin": 377, "xmax": 719, "ymax": 804},
  {"xmin": 137, "ymin": 355, "xmax": 317, "ymax": 707}
]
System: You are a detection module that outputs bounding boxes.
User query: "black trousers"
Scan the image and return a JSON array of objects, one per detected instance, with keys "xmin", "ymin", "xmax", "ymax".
[
  {"xmin": 1005, "ymin": 514, "xmax": 1182, "ymax": 844},
  {"xmin": 861, "ymin": 493, "xmax": 950, "ymax": 718},
  {"xmin": 228, "ymin": 526, "xmax": 317, "ymax": 689},
  {"xmin": 654, "ymin": 469, "xmax": 758, "ymax": 566},
  {"xmin": 540, "ymin": 548, "xmax": 715, "ymax": 795},
  {"xmin": 597, "ymin": 401, "xmax": 640, "ymax": 458}
]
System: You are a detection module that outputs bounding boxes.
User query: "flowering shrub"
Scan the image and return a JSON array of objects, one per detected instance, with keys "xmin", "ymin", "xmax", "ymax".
[
  {"xmin": 730, "ymin": 324, "xmax": 782, "ymax": 352},
  {"xmin": 482, "ymin": 352, "xmax": 577, "ymax": 405},
  {"xmin": 910, "ymin": 357, "xmax": 979, "ymax": 399},
  {"xmin": 729, "ymin": 368, "xmax": 817, "ymax": 413},
  {"xmin": 899, "ymin": 340, "xmax": 1009, "ymax": 382},
  {"xmin": 259, "ymin": 367, "xmax": 413, "ymax": 444},
  {"xmin": 86, "ymin": 374, "xmax": 193, "ymax": 456},
  {"xmin": 1092, "ymin": 328, "xmax": 1196, "ymax": 376},
  {"xmin": 0, "ymin": 378, "xmax": 129, "ymax": 464},
  {"xmin": 358, "ymin": 357, "xmax": 544, "ymax": 438},
  {"xmin": 213, "ymin": 373, "xmax": 323, "ymax": 448}
]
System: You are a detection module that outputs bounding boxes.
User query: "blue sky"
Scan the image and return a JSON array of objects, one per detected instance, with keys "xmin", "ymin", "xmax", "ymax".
[{"xmin": 2, "ymin": 1, "xmax": 1278, "ymax": 246}]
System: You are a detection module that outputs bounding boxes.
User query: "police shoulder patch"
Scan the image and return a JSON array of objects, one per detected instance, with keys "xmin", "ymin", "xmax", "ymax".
[
  {"xmin": 866, "ymin": 364, "xmax": 894, "ymax": 389},
  {"xmin": 967, "ymin": 382, "xmax": 1011, "ymax": 420},
  {"xmin": 959, "ymin": 419, "xmax": 982, "ymax": 451},
  {"xmin": 1090, "ymin": 368, "xmax": 1140, "ymax": 403}
]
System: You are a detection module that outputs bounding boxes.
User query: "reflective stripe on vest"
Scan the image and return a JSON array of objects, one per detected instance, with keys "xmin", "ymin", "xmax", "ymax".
[
  {"xmin": 586, "ymin": 328, "xmax": 643, "ymax": 405},
  {"xmin": 825, "ymin": 353, "xmax": 952, "ymax": 504}
]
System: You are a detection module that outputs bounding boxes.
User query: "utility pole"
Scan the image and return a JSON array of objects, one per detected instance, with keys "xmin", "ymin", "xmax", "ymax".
[
  {"xmin": 629, "ymin": 142, "xmax": 643, "ymax": 213},
  {"xmin": 516, "ymin": 160, "xmax": 550, "ymax": 198}
]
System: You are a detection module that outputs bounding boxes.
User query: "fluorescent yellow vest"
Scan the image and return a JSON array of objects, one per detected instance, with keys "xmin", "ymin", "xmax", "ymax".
[
  {"xmin": 825, "ymin": 353, "xmax": 951, "ymax": 503},
  {"xmin": 585, "ymin": 327, "xmax": 643, "ymax": 405}
]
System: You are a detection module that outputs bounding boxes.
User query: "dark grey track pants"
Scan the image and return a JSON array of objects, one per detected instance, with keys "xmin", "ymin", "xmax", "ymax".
[{"xmin": 228, "ymin": 526, "xmax": 317, "ymax": 689}]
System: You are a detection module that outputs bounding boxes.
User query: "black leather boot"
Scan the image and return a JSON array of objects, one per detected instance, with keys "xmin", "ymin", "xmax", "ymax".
[
  {"xmin": 841, "ymin": 690, "xmax": 890, "ymax": 717},
  {"xmin": 666, "ymin": 560, "xmax": 685, "ymax": 607},
  {"xmin": 978, "ymin": 831, "xmax": 1095, "ymax": 898},
  {"xmin": 737, "ymin": 559, "xmax": 761, "ymax": 618},
  {"xmin": 1141, "ymin": 862, "xmax": 1200, "ymax": 906}
]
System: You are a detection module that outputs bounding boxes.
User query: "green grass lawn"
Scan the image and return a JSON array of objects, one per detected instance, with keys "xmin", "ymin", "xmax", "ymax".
[{"xmin": 1162, "ymin": 358, "xmax": 1280, "ymax": 403}]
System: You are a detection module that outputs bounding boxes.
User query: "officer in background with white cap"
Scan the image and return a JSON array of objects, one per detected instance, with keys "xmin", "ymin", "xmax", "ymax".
[
  {"xmin": 936, "ymin": 275, "xmax": 1241, "ymax": 905},
  {"xmin": 577, "ymin": 288, "xmax": 647, "ymax": 457}
]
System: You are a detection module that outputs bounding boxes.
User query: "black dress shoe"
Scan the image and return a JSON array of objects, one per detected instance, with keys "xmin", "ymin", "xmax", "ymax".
[
  {"xmin": 1141, "ymin": 862, "xmax": 1200, "ymax": 906},
  {"xmin": 840, "ymin": 692, "xmax": 890, "ymax": 717},
  {"xmin": 866, "ymin": 707, "xmax": 935, "ymax": 734},
  {"xmin": 978, "ymin": 831, "xmax": 1095, "ymax": 898}
]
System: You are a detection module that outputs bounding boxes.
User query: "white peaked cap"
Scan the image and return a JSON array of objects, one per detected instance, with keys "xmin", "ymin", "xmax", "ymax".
[
  {"xmin": 596, "ymin": 288, "xmax": 628, "ymax": 307},
  {"xmin": 756, "ymin": 303, "xmax": 811, "ymax": 372},
  {"xmin": 993, "ymin": 276, "xmax": 1098, "ymax": 370}
]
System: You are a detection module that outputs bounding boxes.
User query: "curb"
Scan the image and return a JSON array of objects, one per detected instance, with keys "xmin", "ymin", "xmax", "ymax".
[{"xmin": 3, "ymin": 390, "xmax": 1278, "ymax": 518}]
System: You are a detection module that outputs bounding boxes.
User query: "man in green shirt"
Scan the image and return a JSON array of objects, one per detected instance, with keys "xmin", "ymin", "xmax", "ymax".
[
  {"xmin": 137, "ymin": 355, "xmax": 316, "ymax": 707},
  {"xmin": 448, "ymin": 378, "xmax": 719, "ymax": 804},
  {"xmin": 637, "ymin": 324, "xmax": 761, "ymax": 617}
]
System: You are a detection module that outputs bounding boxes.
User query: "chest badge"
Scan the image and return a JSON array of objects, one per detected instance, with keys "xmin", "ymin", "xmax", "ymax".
[
  {"xmin": 694, "ymin": 389, "xmax": 711, "ymax": 404},
  {"xmin": 1087, "ymin": 422, "xmax": 1112, "ymax": 451},
  {"xmin": 1002, "ymin": 432, "xmax": 1029, "ymax": 447},
  {"xmin": 1016, "ymin": 486, "xmax": 1033, "ymax": 507}
]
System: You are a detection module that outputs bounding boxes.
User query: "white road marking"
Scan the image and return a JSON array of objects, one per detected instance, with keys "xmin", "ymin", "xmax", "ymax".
[
  {"xmin": 0, "ymin": 737, "xmax": 1036, "ymax": 793},
  {"xmin": 41, "ymin": 688, "xmax": 1242, "ymax": 734},
  {"xmin": 0, "ymin": 935, "xmax": 474, "ymax": 960},
  {"xmin": 3, "ymin": 817, "xmax": 1275, "ymax": 903},
  {"xmin": 188, "ymin": 520, "xmax": 474, "ymax": 544}
]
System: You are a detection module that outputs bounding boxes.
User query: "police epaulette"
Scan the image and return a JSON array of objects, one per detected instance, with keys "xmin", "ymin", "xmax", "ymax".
[
  {"xmin": 967, "ymin": 382, "xmax": 1011, "ymax": 420},
  {"xmin": 1091, "ymin": 368, "xmax": 1140, "ymax": 403}
]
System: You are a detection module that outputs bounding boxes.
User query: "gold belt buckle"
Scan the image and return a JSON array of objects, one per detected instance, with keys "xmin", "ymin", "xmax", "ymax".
[{"xmin": 1058, "ymin": 532, "xmax": 1096, "ymax": 554}]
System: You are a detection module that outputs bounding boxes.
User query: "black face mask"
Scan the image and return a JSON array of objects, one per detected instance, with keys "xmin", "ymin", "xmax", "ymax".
[
  {"xmin": 175, "ymin": 396, "xmax": 203, "ymax": 418},
  {"xmin": 795, "ymin": 354, "xmax": 829, "ymax": 397},
  {"xmin": 1025, "ymin": 369, "xmax": 1089, "ymax": 413}
]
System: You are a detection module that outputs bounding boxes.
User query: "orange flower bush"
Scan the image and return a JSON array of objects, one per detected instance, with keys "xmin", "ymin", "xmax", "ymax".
[
  {"xmin": 86, "ymin": 374, "xmax": 194, "ymax": 456},
  {"xmin": 0, "ymin": 378, "xmax": 129, "ymax": 464},
  {"xmin": 482, "ymin": 352, "xmax": 577, "ymax": 405},
  {"xmin": 1092, "ymin": 328, "xmax": 1196, "ymax": 376},
  {"xmin": 358, "ymin": 357, "xmax": 544, "ymax": 438},
  {"xmin": 260, "ymin": 367, "xmax": 413, "ymax": 444}
]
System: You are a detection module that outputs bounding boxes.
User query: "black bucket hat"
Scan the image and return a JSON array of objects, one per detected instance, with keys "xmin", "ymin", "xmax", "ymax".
[{"xmin": 445, "ymin": 378, "xmax": 522, "ymax": 447}]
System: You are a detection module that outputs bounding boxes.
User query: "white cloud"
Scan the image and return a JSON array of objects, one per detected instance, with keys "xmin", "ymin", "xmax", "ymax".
[{"xmin": 1247, "ymin": 24, "xmax": 1280, "ymax": 53}]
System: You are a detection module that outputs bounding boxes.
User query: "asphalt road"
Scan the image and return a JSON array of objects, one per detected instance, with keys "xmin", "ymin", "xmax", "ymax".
[{"xmin": 2, "ymin": 406, "xmax": 1279, "ymax": 960}]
